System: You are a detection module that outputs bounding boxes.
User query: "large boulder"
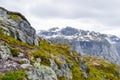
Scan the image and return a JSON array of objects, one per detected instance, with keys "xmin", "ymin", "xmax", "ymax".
[{"xmin": 0, "ymin": 7, "xmax": 38, "ymax": 45}]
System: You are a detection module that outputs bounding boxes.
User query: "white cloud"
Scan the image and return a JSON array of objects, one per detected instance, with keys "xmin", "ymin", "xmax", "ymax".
[{"xmin": 0, "ymin": 0, "xmax": 120, "ymax": 36}]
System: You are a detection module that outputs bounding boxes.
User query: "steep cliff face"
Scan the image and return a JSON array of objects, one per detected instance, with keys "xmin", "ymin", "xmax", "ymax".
[
  {"xmin": 0, "ymin": 7, "xmax": 38, "ymax": 45},
  {"xmin": 38, "ymin": 27, "xmax": 120, "ymax": 65},
  {"xmin": 0, "ymin": 7, "xmax": 119, "ymax": 80}
]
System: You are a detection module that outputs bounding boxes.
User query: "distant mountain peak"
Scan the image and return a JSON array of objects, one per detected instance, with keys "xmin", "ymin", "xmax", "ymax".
[
  {"xmin": 49, "ymin": 27, "xmax": 59, "ymax": 31},
  {"xmin": 38, "ymin": 26, "xmax": 120, "ymax": 65}
]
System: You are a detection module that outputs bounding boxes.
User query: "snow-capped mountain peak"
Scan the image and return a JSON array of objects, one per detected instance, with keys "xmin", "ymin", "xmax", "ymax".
[
  {"xmin": 38, "ymin": 27, "xmax": 119, "ymax": 43},
  {"xmin": 38, "ymin": 26, "xmax": 120, "ymax": 65}
]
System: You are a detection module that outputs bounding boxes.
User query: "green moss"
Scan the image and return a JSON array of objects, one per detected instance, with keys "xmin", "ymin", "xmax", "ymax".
[
  {"xmin": 0, "ymin": 75, "xmax": 3, "ymax": 80},
  {"xmin": 40, "ymin": 57, "xmax": 50, "ymax": 66},
  {"xmin": 87, "ymin": 66, "xmax": 119, "ymax": 80},
  {"xmin": 71, "ymin": 64, "xmax": 85, "ymax": 80},
  {"xmin": 84, "ymin": 56, "xmax": 120, "ymax": 80},
  {"xmin": 58, "ymin": 77, "xmax": 66, "ymax": 80},
  {"xmin": 38, "ymin": 38, "xmax": 72, "ymax": 57},
  {"xmin": 30, "ymin": 50, "xmax": 50, "ymax": 58},
  {"xmin": 54, "ymin": 58, "xmax": 62, "ymax": 69},
  {"xmin": 0, "ymin": 20, "xmax": 2, "ymax": 24},
  {"xmin": 0, "ymin": 70, "xmax": 27, "ymax": 80},
  {"xmin": 19, "ymin": 61, "xmax": 25, "ymax": 64},
  {"xmin": 0, "ymin": 54, "xmax": 2, "ymax": 59},
  {"xmin": 8, "ymin": 13, "xmax": 21, "ymax": 20},
  {"xmin": 10, "ymin": 48, "xmax": 20, "ymax": 57}
]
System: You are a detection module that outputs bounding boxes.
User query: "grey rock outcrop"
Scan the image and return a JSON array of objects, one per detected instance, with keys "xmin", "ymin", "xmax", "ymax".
[
  {"xmin": 50, "ymin": 59, "xmax": 72, "ymax": 80},
  {"xmin": 0, "ymin": 41, "xmax": 20, "ymax": 74},
  {"xmin": 26, "ymin": 60, "xmax": 58, "ymax": 80},
  {"xmin": 0, "ymin": 42, "xmax": 11, "ymax": 60},
  {"xmin": 0, "ymin": 7, "xmax": 38, "ymax": 45}
]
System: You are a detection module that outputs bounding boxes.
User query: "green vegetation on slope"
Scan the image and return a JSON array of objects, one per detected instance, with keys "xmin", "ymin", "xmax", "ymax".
[
  {"xmin": 71, "ymin": 64, "xmax": 85, "ymax": 80},
  {"xmin": 0, "ymin": 70, "xmax": 27, "ymax": 80},
  {"xmin": 8, "ymin": 13, "xmax": 21, "ymax": 20},
  {"xmin": 30, "ymin": 38, "xmax": 73, "ymax": 67},
  {"xmin": 30, "ymin": 38, "xmax": 120, "ymax": 80},
  {"xmin": 84, "ymin": 56, "xmax": 120, "ymax": 80},
  {"xmin": 0, "ymin": 29, "xmax": 119, "ymax": 80},
  {"xmin": 0, "ymin": 29, "xmax": 36, "ymax": 49}
]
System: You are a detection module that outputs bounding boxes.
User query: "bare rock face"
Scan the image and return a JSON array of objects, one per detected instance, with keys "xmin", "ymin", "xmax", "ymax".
[
  {"xmin": 50, "ymin": 59, "xmax": 73, "ymax": 80},
  {"xmin": 0, "ymin": 7, "xmax": 38, "ymax": 45},
  {"xmin": 0, "ymin": 41, "xmax": 20, "ymax": 74},
  {"xmin": 26, "ymin": 60, "xmax": 58, "ymax": 80}
]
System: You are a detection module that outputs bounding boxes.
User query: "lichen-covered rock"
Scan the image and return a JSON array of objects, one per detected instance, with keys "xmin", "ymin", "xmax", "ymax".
[
  {"xmin": 0, "ymin": 7, "xmax": 38, "ymax": 45},
  {"xmin": 26, "ymin": 62, "xmax": 58, "ymax": 80},
  {"xmin": 20, "ymin": 64, "xmax": 33, "ymax": 69},
  {"xmin": 50, "ymin": 59, "xmax": 72, "ymax": 80},
  {"xmin": 0, "ymin": 41, "xmax": 11, "ymax": 60}
]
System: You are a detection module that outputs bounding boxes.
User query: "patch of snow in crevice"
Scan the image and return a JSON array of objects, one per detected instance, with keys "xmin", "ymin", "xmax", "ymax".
[{"xmin": 105, "ymin": 37, "xmax": 116, "ymax": 44}]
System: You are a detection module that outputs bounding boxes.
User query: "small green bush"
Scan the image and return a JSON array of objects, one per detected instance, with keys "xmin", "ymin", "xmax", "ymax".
[
  {"xmin": 30, "ymin": 50, "xmax": 50, "ymax": 58},
  {"xmin": 58, "ymin": 77, "xmax": 66, "ymax": 80},
  {"xmin": 0, "ymin": 70, "xmax": 27, "ymax": 80},
  {"xmin": 10, "ymin": 48, "xmax": 20, "ymax": 57},
  {"xmin": 0, "ymin": 54, "xmax": 2, "ymax": 59},
  {"xmin": 8, "ymin": 13, "xmax": 21, "ymax": 20},
  {"xmin": 40, "ymin": 57, "xmax": 50, "ymax": 66},
  {"xmin": 71, "ymin": 64, "xmax": 85, "ymax": 80}
]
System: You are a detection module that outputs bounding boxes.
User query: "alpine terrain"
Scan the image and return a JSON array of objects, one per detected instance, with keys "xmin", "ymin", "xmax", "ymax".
[{"xmin": 0, "ymin": 7, "xmax": 119, "ymax": 80}]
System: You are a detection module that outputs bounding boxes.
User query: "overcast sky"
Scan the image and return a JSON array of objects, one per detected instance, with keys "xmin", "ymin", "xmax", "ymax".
[{"xmin": 0, "ymin": 0, "xmax": 120, "ymax": 36}]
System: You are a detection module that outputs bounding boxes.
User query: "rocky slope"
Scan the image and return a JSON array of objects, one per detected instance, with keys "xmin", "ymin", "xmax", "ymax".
[
  {"xmin": 0, "ymin": 7, "xmax": 119, "ymax": 80},
  {"xmin": 0, "ymin": 7, "xmax": 38, "ymax": 45},
  {"xmin": 38, "ymin": 27, "xmax": 120, "ymax": 65}
]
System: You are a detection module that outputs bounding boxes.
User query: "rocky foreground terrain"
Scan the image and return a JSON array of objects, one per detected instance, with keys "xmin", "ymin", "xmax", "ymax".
[{"xmin": 0, "ymin": 7, "xmax": 119, "ymax": 80}]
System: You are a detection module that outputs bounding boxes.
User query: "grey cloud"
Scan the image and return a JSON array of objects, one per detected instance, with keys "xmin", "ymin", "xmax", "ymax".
[
  {"xmin": 29, "ymin": 0, "xmax": 120, "ymax": 26},
  {"xmin": 1, "ymin": 0, "xmax": 120, "ymax": 17},
  {"xmin": 0, "ymin": 0, "xmax": 120, "ymax": 28}
]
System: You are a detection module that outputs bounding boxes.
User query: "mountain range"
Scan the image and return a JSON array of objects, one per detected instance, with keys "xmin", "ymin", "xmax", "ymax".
[{"xmin": 38, "ymin": 27, "xmax": 120, "ymax": 65}]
